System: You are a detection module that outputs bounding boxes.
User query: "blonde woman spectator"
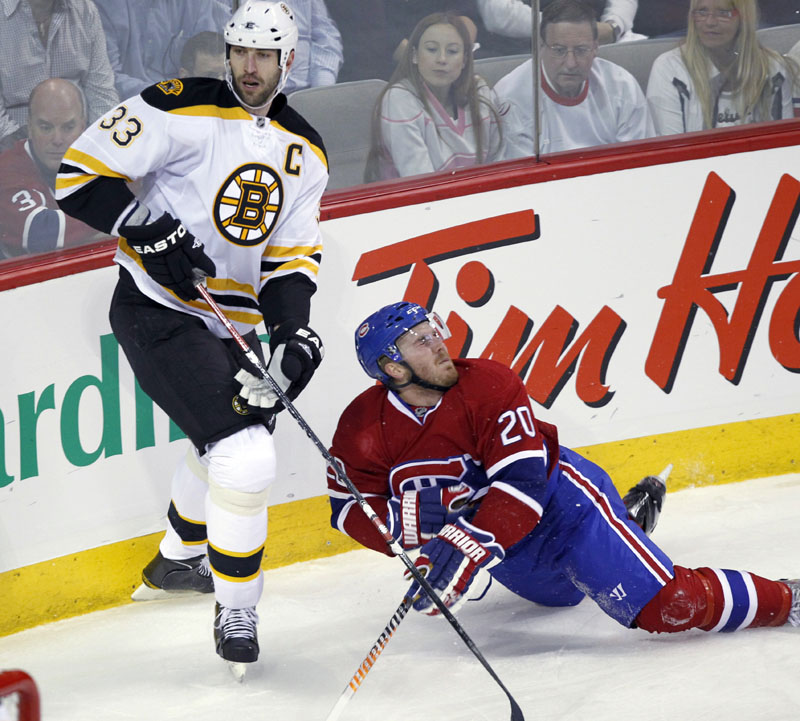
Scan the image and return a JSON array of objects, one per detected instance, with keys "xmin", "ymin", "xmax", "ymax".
[
  {"xmin": 0, "ymin": 0, "xmax": 119, "ymax": 146},
  {"xmin": 646, "ymin": 0, "xmax": 797, "ymax": 135},
  {"xmin": 365, "ymin": 12, "xmax": 506, "ymax": 182},
  {"xmin": 790, "ymin": 39, "xmax": 800, "ymax": 118}
]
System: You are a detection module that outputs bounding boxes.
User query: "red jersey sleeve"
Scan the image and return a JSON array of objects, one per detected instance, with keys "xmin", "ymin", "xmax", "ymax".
[
  {"xmin": 0, "ymin": 141, "xmax": 105, "ymax": 256},
  {"xmin": 327, "ymin": 386, "xmax": 395, "ymax": 556}
]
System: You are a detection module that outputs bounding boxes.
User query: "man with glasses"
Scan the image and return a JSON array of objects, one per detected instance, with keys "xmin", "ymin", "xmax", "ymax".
[{"xmin": 495, "ymin": 0, "xmax": 654, "ymax": 156}]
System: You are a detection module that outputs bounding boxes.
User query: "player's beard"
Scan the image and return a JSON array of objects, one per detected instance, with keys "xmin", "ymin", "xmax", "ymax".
[
  {"xmin": 418, "ymin": 352, "xmax": 459, "ymax": 390},
  {"xmin": 233, "ymin": 67, "xmax": 282, "ymax": 110}
]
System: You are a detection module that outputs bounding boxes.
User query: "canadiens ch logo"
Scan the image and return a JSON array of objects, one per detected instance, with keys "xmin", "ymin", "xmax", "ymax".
[{"xmin": 214, "ymin": 163, "xmax": 283, "ymax": 246}]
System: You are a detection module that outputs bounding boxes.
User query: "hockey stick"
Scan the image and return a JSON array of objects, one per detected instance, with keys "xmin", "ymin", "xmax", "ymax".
[
  {"xmin": 194, "ymin": 282, "xmax": 525, "ymax": 721},
  {"xmin": 324, "ymin": 596, "xmax": 411, "ymax": 721}
]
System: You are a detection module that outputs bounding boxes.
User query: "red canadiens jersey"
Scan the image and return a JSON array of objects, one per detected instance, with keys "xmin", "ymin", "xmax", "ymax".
[
  {"xmin": 0, "ymin": 140, "xmax": 103, "ymax": 256},
  {"xmin": 327, "ymin": 358, "xmax": 560, "ymax": 555}
]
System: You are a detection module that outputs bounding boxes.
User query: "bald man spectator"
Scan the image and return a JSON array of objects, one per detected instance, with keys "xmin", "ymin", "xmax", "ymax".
[
  {"xmin": 0, "ymin": 78, "xmax": 108, "ymax": 258},
  {"xmin": 0, "ymin": 0, "xmax": 119, "ymax": 147}
]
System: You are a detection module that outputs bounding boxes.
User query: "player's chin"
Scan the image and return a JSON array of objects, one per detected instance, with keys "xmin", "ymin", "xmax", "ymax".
[{"xmin": 439, "ymin": 363, "xmax": 459, "ymax": 387}]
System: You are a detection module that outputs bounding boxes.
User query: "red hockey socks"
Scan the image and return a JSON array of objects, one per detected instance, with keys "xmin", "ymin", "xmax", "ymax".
[{"xmin": 635, "ymin": 565, "xmax": 792, "ymax": 634}]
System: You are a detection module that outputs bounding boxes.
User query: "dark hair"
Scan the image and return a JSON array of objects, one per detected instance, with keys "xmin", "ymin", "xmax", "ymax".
[
  {"xmin": 180, "ymin": 31, "xmax": 225, "ymax": 72},
  {"xmin": 364, "ymin": 12, "xmax": 501, "ymax": 182},
  {"xmin": 541, "ymin": 0, "xmax": 598, "ymax": 41}
]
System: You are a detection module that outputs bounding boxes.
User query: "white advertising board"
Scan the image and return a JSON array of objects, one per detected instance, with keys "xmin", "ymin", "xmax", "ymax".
[{"xmin": 1, "ymin": 146, "xmax": 798, "ymax": 572}]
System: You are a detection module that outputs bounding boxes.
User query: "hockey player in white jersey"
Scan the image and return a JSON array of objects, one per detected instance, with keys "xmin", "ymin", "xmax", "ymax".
[{"xmin": 56, "ymin": 0, "xmax": 327, "ymax": 676}]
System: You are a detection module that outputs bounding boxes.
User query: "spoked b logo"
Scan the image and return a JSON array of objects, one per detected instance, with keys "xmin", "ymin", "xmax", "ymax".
[{"xmin": 214, "ymin": 163, "xmax": 283, "ymax": 246}]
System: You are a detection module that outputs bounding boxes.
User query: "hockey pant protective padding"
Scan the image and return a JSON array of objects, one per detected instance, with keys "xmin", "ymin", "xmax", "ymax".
[
  {"xmin": 160, "ymin": 447, "xmax": 211, "ymax": 560},
  {"xmin": 204, "ymin": 425, "xmax": 276, "ymax": 608},
  {"xmin": 635, "ymin": 565, "xmax": 792, "ymax": 633}
]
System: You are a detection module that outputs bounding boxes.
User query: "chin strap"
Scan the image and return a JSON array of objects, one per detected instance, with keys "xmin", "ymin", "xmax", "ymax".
[{"xmin": 389, "ymin": 362, "xmax": 454, "ymax": 394}]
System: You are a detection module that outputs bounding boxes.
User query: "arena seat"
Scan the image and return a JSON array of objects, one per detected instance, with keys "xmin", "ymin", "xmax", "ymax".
[
  {"xmin": 288, "ymin": 79, "xmax": 387, "ymax": 191},
  {"xmin": 474, "ymin": 54, "xmax": 529, "ymax": 87},
  {"xmin": 597, "ymin": 36, "xmax": 681, "ymax": 91},
  {"xmin": 756, "ymin": 23, "xmax": 800, "ymax": 55}
]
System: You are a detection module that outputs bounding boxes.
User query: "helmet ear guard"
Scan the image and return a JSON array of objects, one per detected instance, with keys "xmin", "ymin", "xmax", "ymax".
[{"xmin": 354, "ymin": 302, "xmax": 451, "ymax": 385}]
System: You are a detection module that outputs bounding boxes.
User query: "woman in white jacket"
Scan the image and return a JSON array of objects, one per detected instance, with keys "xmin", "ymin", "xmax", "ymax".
[
  {"xmin": 364, "ymin": 12, "xmax": 506, "ymax": 182},
  {"xmin": 645, "ymin": 0, "xmax": 797, "ymax": 135}
]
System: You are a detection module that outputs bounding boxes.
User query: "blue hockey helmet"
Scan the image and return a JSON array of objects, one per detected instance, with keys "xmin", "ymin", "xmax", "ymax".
[{"xmin": 355, "ymin": 301, "xmax": 450, "ymax": 384}]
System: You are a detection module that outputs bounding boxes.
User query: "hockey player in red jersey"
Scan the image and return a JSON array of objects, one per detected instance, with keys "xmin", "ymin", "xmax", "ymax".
[
  {"xmin": 327, "ymin": 301, "xmax": 799, "ymax": 634},
  {"xmin": 56, "ymin": 1, "xmax": 327, "ymax": 676}
]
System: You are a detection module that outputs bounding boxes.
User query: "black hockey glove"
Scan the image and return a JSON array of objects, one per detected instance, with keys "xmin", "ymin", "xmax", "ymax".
[
  {"xmin": 120, "ymin": 212, "xmax": 216, "ymax": 301},
  {"xmin": 264, "ymin": 320, "xmax": 324, "ymax": 411}
]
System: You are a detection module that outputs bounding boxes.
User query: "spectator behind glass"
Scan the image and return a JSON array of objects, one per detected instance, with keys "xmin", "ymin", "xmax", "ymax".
[
  {"xmin": 96, "ymin": 0, "xmax": 232, "ymax": 98},
  {"xmin": 787, "ymin": 38, "xmax": 800, "ymax": 118},
  {"xmin": 0, "ymin": 78, "xmax": 108, "ymax": 258},
  {"xmin": 646, "ymin": 0, "xmax": 798, "ymax": 135},
  {"xmin": 495, "ymin": 0, "xmax": 654, "ymax": 157},
  {"xmin": 364, "ymin": 12, "xmax": 507, "ymax": 181},
  {"xmin": 480, "ymin": 0, "xmax": 642, "ymax": 46},
  {"xmin": 280, "ymin": 0, "xmax": 343, "ymax": 94},
  {"xmin": 179, "ymin": 31, "xmax": 225, "ymax": 80},
  {"xmin": 0, "ymin": 0, "xmax": 119, "ymax": 148}
]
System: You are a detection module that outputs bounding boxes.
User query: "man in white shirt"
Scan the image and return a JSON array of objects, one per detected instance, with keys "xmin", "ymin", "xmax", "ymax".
[{"xmin": 495, "ymin": 0, "xmax": 654, "ymax": 156}]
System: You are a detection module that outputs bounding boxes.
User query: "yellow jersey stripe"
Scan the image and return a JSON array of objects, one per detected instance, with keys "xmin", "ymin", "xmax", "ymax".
[
  {"xmin": 54, "ymin": 173, "xmax": 99, "ymax": 191},
  {"xmin": 117, "ymin": 240, "xmax": 264, "ymax": 324},
  {"xmin": 168, "ymin": 105, "xmax": 252, "ymax": 120},
  {"xmin": 262, "ymin": 242, "xmax": 323, "ymax": 259},
  {"xmin": 62, "ymin": 148, "xmax": 132, "ymax": 181}
]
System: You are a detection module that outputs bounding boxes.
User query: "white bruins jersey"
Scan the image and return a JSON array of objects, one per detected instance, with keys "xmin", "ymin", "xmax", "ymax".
[{"xmin": 56, "ymin": 77, "xmax": 328, "ymax": 337}]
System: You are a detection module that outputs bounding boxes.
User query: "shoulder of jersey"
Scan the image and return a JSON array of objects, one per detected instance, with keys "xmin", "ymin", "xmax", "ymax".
[
  {"xmin": 276, "ymin": 100, "xmax": 328, "ymax": 162},
  {"xmin": 139, "ymin": 77, "xmax": 243, "ymax": 115},
  {"xmin": 455, "ymin": 357, "xmax": 521, "ymax": 395}
]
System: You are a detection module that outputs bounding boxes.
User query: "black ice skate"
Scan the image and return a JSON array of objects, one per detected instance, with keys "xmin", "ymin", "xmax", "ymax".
[
  {"xmin": 130, "ymin": 550, "xmax": 214, "ymax": 601},
  {"xmin": 214, "ymin": 603, "xmax": 259, "ymax": 681},
  {"xmin": 623, "ymin": 464, "xmax": 671, "ymax": 536}
]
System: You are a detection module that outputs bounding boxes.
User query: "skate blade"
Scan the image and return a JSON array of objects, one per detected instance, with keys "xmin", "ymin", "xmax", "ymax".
[
  {"xmin": 658, "ymin": 463, "xmax": 673, "ymax": 485},
  {"xmin": 226, "ymin": 661, "xmax": 247, "ymax": 682},
  {"xmin": 130, "ymin": 583, "xmax": 202, "ymax": 602}
]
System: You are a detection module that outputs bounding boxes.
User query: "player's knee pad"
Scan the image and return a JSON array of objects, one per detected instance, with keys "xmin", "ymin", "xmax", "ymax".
[
  {"xmin": 206, "ymin": 425, "xmax": 276, "ymax": 515},
  {"xmin": 635, "ymin": 565, "xmax": 714, "ymax": 633}
]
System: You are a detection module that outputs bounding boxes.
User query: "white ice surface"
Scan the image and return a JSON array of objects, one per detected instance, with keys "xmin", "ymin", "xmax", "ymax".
[{"xmin": 1, "ymin": 474, "xmax": 799, "ymax": 721}]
